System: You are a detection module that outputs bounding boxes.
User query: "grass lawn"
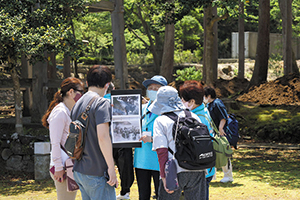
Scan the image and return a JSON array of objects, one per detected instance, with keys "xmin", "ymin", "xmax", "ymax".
[{"xmin": 0, "ymin": 148, "xmax": 299, "ymax": 200}]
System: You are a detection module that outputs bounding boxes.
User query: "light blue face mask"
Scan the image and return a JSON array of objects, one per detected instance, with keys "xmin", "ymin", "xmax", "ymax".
[{"xmin": 146, "ymin": 90, "xmax": 158, "ymax": 102}]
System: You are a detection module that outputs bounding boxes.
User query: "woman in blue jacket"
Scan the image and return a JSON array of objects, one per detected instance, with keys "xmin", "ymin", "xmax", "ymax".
[
  {"xmin": 179, "ymin": 80, "xmax": 215, "ymax": 200},
  {"xmin": 134, "ymin": 75, "xmax": 168, "ymax": 200}
]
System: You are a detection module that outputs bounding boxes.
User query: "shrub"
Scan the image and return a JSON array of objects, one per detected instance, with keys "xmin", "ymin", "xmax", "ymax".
[{"xmin": 174, "ymin": 66, "xmax": 202, "ymax": 82}]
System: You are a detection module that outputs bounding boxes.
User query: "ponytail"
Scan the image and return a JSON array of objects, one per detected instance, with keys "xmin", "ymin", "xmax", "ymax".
[{"xmin": 41, "ymin": 91, "xmax": 63, "ymax": 128}]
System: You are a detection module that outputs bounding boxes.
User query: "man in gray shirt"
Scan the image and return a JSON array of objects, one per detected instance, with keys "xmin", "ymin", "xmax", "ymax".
[{"xmin": 72, "ymin": 65, "xmax": 118, "ymax": 200}]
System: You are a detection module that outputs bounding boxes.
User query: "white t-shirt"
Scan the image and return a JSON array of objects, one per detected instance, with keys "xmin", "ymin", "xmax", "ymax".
[{"xmin": 152, "ymin": 110, "xmax": 205, "ymax": 173}]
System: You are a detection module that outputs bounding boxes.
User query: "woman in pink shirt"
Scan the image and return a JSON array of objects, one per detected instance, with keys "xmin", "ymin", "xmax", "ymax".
[{"xmin": 41, "ymin": 77, "xmax": 84, "ymax": 200}]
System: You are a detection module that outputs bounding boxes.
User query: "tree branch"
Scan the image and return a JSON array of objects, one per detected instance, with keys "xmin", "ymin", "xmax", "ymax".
[{"xmin": 126, "ymin": 24, "xmax": 150, "ymax": 48}]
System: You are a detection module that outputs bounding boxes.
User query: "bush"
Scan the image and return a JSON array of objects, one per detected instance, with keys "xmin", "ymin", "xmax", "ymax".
[
  {"xmin": 78, "ymin": 57, "xmax": 102, "ymax": 65},
  {"xmin": 174, "ymin": 66, "xmax": 202, "ymax": 82}
]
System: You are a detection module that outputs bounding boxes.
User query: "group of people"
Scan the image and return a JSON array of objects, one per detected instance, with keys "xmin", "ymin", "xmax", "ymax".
[{"xmin": 42, "ymin": 65, "xmax": 234, "ymax": 200}]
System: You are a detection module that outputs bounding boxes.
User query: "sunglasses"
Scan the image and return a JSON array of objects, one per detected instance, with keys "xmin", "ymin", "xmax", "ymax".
[{"xmin": 75, "ymin": 89, "xmax": 84, "ymax": 95}]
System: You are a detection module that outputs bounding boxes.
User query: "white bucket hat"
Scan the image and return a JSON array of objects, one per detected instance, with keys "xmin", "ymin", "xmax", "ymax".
[{"xmin": 148, "ymin": 86, "xmax": 185, "ymax": 115}]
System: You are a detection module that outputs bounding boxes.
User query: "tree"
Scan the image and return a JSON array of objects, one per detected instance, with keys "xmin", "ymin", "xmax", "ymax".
[
  {"xmin": 203, "ymin": 2, "xmax": 229, "ymax": 85},
  {"xmin": 238, "ymin": 0, "xmax": 245, "ymax": 79},
  {"xmin": 249, "ymin": 0, "xmax": 270, "ymax": 87},
  {"xmin": 278, "ymin": 0, "xmax": 299, "ymax": 75},
  {"xmin": 0, "ymin": 0, "xmax": 86, "ymax": 133}
]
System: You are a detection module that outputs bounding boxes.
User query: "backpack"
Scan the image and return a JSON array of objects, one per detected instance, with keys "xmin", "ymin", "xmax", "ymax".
[
  {"xmin": 164, "ymin": 110, "xmax": 216, "ymax": 170},
  {"xmin": 225, "ymin": 114, "xmax": 239, "ymax": 149},
  {"xmin": 197, "ymin": 114, "xmax": 233, "ymax": 169},
  {"xmin": 64, "ymin": 95, "xmax": 99, "ymax": 160},
  {"xmin": 213, "ymin": 134, "xmax": 233, "ymax": 168}
]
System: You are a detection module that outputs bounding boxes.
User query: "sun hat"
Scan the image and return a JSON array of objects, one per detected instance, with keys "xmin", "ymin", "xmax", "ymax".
[
  {"xmin": 142, "ymin": 75, "xmax": 168, "ymax": 88},
  {"xmin": 148, "ymin": 86, "xmax": 185, "ymax": 115}
]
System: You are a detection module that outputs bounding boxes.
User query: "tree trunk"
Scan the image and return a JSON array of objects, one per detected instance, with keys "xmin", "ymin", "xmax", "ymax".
[
  {"xmin": 279, "ymin": 0, "xmax": 295, "ymax": 75},
  {"xmin": 204, "ymin": 6, "xmax": 214, "ymax": 86},
  {"xmin": 63, "ymin": 54, "xmax": 71, "ymax": 78},
  {"xmin": 212, "ymin": 6, "xmax": 218, "ymax": 81},
  {"xmin": 8, "ymin": 57, "xmax": 23, "ymax": 134},
  {"xmin": 203, "ymin": 4, "xmax": 228, "ymax": 86},
  {"xmin": 249, "ymin": 0, "xmax": 270, "ymax": 87},
  {"xmin": 111, "ymin": 0, "xmax": 128, "ymax": 89},
  {"xmin": 160, "ymin": 23, "xmax": 175, "ymax": 82},
  {"xmin": 292, "ymin": 50, "xmax": 299, "ymax": 74},
  {"xmin": 47, "ymin": 52, "xmax": 58, "ymax": 105},
  {"xmin": 31, "ymin": 52, "xmax": 48, "ymax": 123},
  {"xmin": 238, "ymin": 0, "xmax": 245, "ymax": 79}
]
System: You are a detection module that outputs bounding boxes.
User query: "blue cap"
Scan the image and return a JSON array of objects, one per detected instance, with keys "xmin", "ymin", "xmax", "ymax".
[{"xmin": 142, "ymin": 75, "xmax": 168, "ymax": 88}]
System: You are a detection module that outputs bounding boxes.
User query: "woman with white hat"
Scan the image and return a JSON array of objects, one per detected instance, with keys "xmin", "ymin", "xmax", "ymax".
[{"xmin": 150, "ymin": 86, "xmax": 206, "ymax": 200}]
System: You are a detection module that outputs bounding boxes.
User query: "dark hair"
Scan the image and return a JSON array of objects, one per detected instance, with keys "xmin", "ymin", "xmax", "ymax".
[
  {"xmin": 204, "ymin": 86, "xmax": 216, "ymax": 99},
  {"xmin": 87, "ymin": 65, "xmax": 112, "ymax": 88},
  {"xmin": 179, "ymin": 80, "xmax": 204, "ymax": 105},
  {"xmin": 41, "ymin": 77, "xmax": 84, "ymax": 128}
]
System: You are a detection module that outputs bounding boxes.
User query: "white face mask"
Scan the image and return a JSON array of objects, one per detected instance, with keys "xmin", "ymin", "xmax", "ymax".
[
  {"xmin": 203, "ymin": 97, "xmax": 208, "ymax": 104},
  {"xmin": 146, "ymin": 90, "xmax": 158, "ymax": 102},
  {"xmin": 183, "ymin": 101, "xmax": 193, "ymax": 110}
]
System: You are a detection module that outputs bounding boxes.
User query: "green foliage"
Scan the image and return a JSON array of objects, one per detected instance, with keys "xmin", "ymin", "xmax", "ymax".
[
  {"xmin": 74, "ymin": 12, "xmax": 113, "ymax": 59},
  {"xmin": 127, "ymin": 52, "xmax": 153, "ymax": 66},
  {"xmin": 174, "ymin": 50, "xmax": 202, "ymax": 64},
  {"xmin": 0, "ymin": 0, "xmax": 87, "ymax": 66},
  {"xmin": 174, "ymin": 66, "xmax": 202, "ymax": 81},
  {"xmin": 234, "ymin": 104, "xmax": 300, "ymax": 143}
]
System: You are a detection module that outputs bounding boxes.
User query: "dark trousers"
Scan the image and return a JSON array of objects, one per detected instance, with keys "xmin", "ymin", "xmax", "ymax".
[
  {"xmin": 135, "ymin": 168, "xmax": 159, "ymax": 200},
  {"xmin": 113, "ymin": 148, "xmax": 134, "ymax": 195},
  {"xmin": 206, "ymin": 176, "xmax": 213, "ymax": 200},
  {"xmin": 158, "ymin": 171, "xmax": 206, "ymax": 200}
]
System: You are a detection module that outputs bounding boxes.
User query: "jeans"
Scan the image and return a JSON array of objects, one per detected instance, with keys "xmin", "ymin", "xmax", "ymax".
[
  {"xmin": 73, "ymin": 171, "xmax": 116, "ymax": 200},
  {"xmin": 206, "ymin": 176, "xmax": 213, "ymax": 200},
  {"xmin": 158, "ymin": 171, "xmax": 206, "ymax": 200}
]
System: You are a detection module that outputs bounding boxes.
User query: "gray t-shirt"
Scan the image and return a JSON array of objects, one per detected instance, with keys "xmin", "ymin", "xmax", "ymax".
[{"xmin": 71, "ymin": 91, "xmax": 111, "ymax": 176}]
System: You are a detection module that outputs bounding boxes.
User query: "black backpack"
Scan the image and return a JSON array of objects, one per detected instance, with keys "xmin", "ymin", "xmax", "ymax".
[{"xmin": 164, "ymin": 110, "xmax": 216, "ymax": 170}]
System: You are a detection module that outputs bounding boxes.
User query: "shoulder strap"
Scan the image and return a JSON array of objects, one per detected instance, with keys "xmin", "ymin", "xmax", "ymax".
[
  {"xmin": 197, "ymin": 113, "xmax": 219, "ymax": 136},
  {"xmin": 79, "ymin": 95, "xmax": 99, "ymax": 122}
]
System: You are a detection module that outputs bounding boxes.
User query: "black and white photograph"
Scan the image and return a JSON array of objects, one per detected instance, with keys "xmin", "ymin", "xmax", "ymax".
[
  {"xmin": 112, "ymin": 95, "xmax": 140, "ymax": 116},
  {"xmin": 111, "ymin": 119, "xmax": 141, "ymax": 143}
]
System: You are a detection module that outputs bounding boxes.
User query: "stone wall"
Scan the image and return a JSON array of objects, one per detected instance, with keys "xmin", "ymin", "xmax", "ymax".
[{"xmin": 0, "ymin": 132, "xmax": 49, "ymax": 173}]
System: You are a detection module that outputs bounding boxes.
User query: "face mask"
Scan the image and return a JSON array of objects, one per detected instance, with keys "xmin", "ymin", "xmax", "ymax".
[
  {"xmin": 183, "ymin": 101, "xmax": 193, "ymax": 110},
  {"xmin": 146, "ymin": 90, "xmax": 158, "ymax": 102},
  {"xmin": 203, "ymin": 97, "xmax": 208, "ymax": 104},
  {"xmin": 74, "ymin": 93, "xmax": 82, "ymax": 102}
]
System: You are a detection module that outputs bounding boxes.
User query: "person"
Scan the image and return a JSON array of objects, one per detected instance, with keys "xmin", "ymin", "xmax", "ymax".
[
  {"xmin": 104, "ymin": 83, "xmax": 134, "ymax": 200},
  {"xmin": 203, "ymin": 86, "xmax": 233, "ymax": 183},
  {"xmin": 71, "ymin": 65, "xmax": 118, "ymax": 200},
  {"xmin": 179, "ymin": 80, "xmax": 215, "ymax": 200},
  {"xmin": 150, "ymin": 86, "xmax": 207, "ymax": 200},
  {"xmin": 41, "ymin": 77, "xmax": 84, "ymax": 200},
  {"xmin": 133, "ymin": 75, "xmax": 168, "ymax": 200}
]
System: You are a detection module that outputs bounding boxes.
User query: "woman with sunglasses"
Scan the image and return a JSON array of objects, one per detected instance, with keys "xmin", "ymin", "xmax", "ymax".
[{"xmin": 41, "ymin": 77, "xmax": 84, "ymax": 200}]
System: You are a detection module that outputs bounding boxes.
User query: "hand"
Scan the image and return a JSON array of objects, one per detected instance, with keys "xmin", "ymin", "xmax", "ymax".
[
  {"xmin": 139, "ymin": 135, "xmax": 152, "ymax": 143},
  {"xmin": 54, "ymin": 170, "xmax": 65, "ymax": 183},
  {"xmin": 219, "ymin": 129, "xmax": 226, "ymax": 136},
  {"xmin": 107, "ymin": 167, "xmax": 118, "ymax": 188},
  {"xmin": 162, "ymin": 177, "xmax": 174, "ymax": 194}
]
